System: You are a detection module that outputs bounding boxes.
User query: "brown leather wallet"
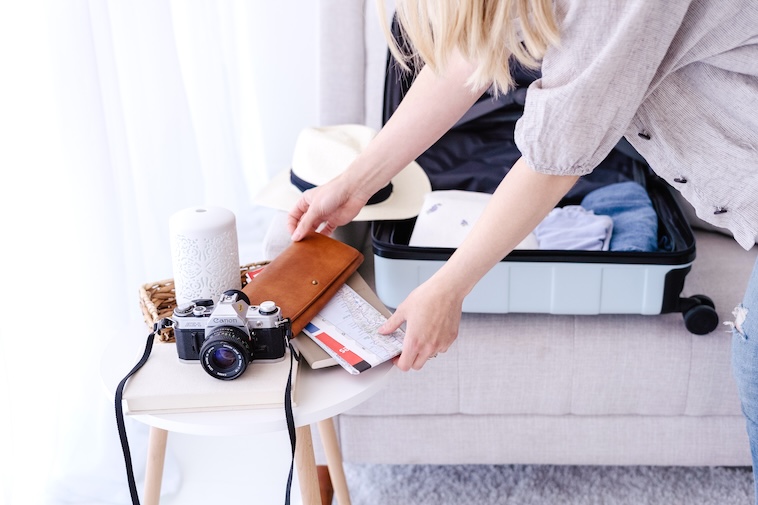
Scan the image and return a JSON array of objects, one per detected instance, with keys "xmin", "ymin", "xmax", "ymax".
[{"xmin": 242, "ymin": 232, "xmax": 364, "ymax": 336}]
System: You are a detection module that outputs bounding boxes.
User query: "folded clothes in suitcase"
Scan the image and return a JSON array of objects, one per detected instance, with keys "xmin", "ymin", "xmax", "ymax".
[{"xmin": 371, "ymin": 16, "xmax": 718, "ymax": 335}]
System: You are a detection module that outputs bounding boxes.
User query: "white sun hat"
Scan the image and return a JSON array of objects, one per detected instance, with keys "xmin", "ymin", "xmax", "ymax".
[{"xmin": 254, "ymin": 124, "xmax": 431, "ymax": 221}]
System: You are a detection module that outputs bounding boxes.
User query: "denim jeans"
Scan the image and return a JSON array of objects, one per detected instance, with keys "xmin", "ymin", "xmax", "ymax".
[
  {"xmin": 581, "ymin": 181, "xmax": 659, "ymax": 252},
  {"xmin": 731, "ymin": 256, "xmax": 758, "ymax": 504}
]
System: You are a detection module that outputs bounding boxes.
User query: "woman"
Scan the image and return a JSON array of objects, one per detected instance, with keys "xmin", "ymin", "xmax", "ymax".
[{"xmin": 288, "ymin": 0, "xmax": 758, "ymax": 498}]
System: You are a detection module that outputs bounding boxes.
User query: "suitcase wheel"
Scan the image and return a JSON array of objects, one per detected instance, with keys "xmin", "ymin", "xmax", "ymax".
[{"xmin": 682, "ymin": 295, "xmax": 719, "ymax": 335}]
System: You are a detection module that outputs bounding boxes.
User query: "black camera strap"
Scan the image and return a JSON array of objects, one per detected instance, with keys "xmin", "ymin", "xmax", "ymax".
[
  {"xmin": 114, "ymin": 319, "xmax": 301, "ymax": 505},
  {"xmin": 283, "ymin": 335, "xmax": 300, "ymax": 505},
  {"xmin": 114, "ymin": 319, "xmax": 167, "ymax": 504}
]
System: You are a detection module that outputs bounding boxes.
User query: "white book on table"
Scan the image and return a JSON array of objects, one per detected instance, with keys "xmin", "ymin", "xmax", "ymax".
[{"xmin": 122, "ymin": 342, "xmax": 298, "ymax": 415}]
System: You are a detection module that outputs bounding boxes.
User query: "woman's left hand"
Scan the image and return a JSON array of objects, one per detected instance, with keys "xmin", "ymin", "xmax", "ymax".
[{"xmin": 379, "ymin": 276, "xmax": 464, "ymax": 371}]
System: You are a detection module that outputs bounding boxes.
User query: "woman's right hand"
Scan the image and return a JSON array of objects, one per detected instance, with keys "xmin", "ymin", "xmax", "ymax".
[{"xmin": 287, "ymin": 173, "xmax": 371, "ymax": 241}]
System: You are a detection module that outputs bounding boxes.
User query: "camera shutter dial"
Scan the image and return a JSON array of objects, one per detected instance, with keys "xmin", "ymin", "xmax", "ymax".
[
  {"xmin": 259, "ymin": 301, "xmax": 277, "ymax": 315},
  {"xmin": 192, "ymin": 306, "xmax": 209, "ymax": 316},
  {"xmin": 174, "ymin": 303, "xmax": 195, "ymax": 316}
]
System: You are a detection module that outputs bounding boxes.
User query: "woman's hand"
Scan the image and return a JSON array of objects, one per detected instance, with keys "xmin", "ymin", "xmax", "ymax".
[
  {"xmin": 287, "ymin": 174, "xmax": 371, "ymax": 241},
  {"xmin": 379, "ymin": 276, "xmax": 464, "ymax": 371}
]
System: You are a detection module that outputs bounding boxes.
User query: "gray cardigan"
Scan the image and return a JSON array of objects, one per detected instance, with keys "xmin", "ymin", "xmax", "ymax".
[{"xmin": 515, "ymin": 0, "xmax": 758, "ymax": 249}]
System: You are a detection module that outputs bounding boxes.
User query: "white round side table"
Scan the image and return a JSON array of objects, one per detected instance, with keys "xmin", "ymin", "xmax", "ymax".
[{"xmin": 101, "ymin": 319, "xmax": 395, "ymax": 505}]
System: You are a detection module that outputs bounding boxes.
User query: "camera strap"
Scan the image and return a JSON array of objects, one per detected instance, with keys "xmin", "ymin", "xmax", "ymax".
[
  {"xmin": 114, "ymin": 318, "xmax": 168, "ymax": 505},
  {"xmin": 283, "ymin": 332, "xmax": 300, "ymax": 505},
  {"xmin": 114, "ymin": 319, "xmax": 301, "ymax": 505}
]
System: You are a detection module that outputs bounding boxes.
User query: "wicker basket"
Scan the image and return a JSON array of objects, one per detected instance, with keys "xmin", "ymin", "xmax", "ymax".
[{"xmin": 138, "ymin": 261, "xmax": 270, "ymax": 342}]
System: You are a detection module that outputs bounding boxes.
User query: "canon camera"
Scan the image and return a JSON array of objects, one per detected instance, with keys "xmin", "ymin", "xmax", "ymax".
[{"xmin": 172, "ymin": 290, "xmax": 290, "ymax": 380}]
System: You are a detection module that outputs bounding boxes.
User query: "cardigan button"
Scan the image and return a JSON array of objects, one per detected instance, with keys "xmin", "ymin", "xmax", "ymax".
[
  {"xmin": 673, "ymin": 176, "xmax": 687, "ymax": 183},
  {"xmin": 638, "ymin": 131, "xmax": 651, "ymax": 140},
  {"xmin": 714, "ymin": 206, "xmax": 728, "ymax": 215}
]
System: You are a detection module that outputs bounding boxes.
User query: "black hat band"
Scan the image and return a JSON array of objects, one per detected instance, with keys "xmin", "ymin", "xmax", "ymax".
[{"xmin": 290, "ymin": 169, "xmax": 393, "ymax": 205}]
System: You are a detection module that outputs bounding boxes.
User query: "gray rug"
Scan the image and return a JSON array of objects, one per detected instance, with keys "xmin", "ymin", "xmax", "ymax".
[{"xmin": 343, "ymin": 464, "xmax": 755, "ymax": 504}]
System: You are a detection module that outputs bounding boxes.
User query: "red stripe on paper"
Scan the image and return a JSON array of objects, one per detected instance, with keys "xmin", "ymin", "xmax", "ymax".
[{"xmin": 314, "ymin": 331, "xmax": 366, "ymax": 367}]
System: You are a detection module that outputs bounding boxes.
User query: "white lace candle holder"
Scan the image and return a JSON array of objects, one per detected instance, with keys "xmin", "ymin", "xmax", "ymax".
[{"xmin": 169, "ymin": 206, "xmax": 241, "ymax": 306}]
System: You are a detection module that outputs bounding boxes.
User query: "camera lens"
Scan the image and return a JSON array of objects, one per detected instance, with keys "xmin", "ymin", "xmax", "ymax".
[
  {"xmin": 199, "ymin": 326, "xmax": 252, "ymax": 380},
  {"xmin": 210, "ymin": 347, "xmax": 238, "ymax": 370}
]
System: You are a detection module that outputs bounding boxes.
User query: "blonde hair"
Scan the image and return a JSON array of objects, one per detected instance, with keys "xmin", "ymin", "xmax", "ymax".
[{"xmin": 379, "ymin": 0, "xmax": 560, "ymax": 94}]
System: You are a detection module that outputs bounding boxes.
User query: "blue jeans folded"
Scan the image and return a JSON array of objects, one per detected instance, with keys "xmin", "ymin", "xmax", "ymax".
[{"xmin": 581, "ymin": 181, "xmax": 658, "ymax": 252}]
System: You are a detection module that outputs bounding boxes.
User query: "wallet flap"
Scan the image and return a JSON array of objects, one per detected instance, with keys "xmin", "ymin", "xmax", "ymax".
[{"xmin": 242, "ymin": 232, "xmax": 364, "ymax": 335}]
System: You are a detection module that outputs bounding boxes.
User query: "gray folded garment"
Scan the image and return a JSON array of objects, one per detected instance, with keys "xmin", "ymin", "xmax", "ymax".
[{"xmin": 534, "ymin": 205, "xmax": 613, "ymax": 251}]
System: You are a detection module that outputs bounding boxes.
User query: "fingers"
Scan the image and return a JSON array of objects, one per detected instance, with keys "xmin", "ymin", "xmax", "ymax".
[
  {"xmin": 382, "ymin": 310, "xmax": 423, "ymax": 372},
  {"xmin": 378, "ymin": 311, "xmax": 403, "ymax": 335},
  {"xmin": 288, "ymin": 188, "xmax": 347, "ymax": 241},
  {"xmin": 318, "ymin": 221, "xmax": 337, "ymax": 237},
  {"xmin": 287, "ymin": 177, "xmax": 369, "ymax": 241},
  {"xmin": 383, "ymin": 287, "xmax": 460, "ymax": 372},
  {"xmin": 395, "ymin": 342, "xmax": 442, "ymax": 372},
  {"xmin": 382, "ymin": 312, "xmax": 439, "ymax": 371},
  {"xmin": 288, "ymin": 192, "xmax": 325, "ymax": 242},
  {"xmin": 287, "ymin": 195, "xmax": 311, "ymax": 240},
  {"xmin": 393, "ymin": 323, "xmax": 443, "ymax": 372}
]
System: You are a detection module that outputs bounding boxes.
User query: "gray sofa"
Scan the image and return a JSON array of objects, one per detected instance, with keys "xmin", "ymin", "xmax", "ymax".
[{"xmin": 272, "ymin": 0, "xmax": 757, "ymax": 468}]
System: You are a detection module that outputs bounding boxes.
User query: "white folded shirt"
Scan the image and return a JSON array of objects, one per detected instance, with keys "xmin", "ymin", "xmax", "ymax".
[{"xmin": 409, "ymin": 190, "xmax": 539, "ymax": 250}]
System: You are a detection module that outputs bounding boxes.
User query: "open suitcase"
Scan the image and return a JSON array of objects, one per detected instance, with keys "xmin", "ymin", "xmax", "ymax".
[{"xmin": 371, "ymin": 19, "xmax": 719, "ymax": 335}]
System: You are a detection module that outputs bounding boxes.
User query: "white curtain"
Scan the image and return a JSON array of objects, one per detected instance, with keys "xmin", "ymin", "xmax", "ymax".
[{"xmin": 0, "ymin": 1, "xmax": 317, "ymax": 503}]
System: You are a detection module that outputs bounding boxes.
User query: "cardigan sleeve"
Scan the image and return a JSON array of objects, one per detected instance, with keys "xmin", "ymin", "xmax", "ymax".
[{"xmin": 514, "ymin": 0, "xmax": 693, "ymax": 175}]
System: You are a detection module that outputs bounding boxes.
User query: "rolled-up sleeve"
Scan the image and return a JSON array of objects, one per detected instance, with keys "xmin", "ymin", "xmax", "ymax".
[{"xmin": 515, "ymin": 0, "xmax": 692, "ymax": 175}]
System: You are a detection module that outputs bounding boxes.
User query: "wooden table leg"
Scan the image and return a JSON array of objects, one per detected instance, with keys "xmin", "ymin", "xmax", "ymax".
[
  {"xmin": 144, "ymin": 427, "xmax": 168, "ymax": 505},
  {"xmin": 317, "ymin": 418, "xmax": 351, "ymax": 505},
  {"xmin": 295, "ymin": 425, "xmax": 322, "ymax": 505}
]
